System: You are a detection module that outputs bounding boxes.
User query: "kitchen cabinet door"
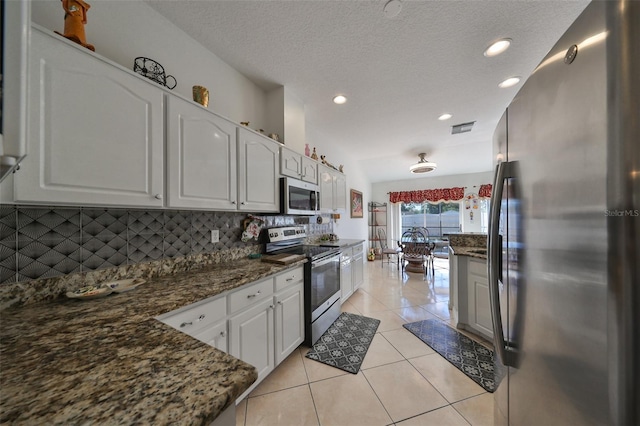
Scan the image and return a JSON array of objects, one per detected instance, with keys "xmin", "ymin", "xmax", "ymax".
[
  {"xmin": 281, "ymin": 146, "xmax": 318, "ymax": 185},
  {"xmin": 280, "ymin": 146, "xmax": 303, "ymax": 179},
  {"xmin": 319, "ymin": 163, "xmax": 346, "ymax": 212},
  {"xmin": 467, "ymin": 259, "xmax": 493, "ymax": 339},
  {"xmin": 319, "ymin": 165, "xmax": 334, "ymax": 213},
  {"xmin": 237, "ymin": 128, "xmax": 280, "ymax": 212},
  {"xmin": 229, "ymin": 297, "xmax": 275, "ymax": 385},
  {"xmin": 192, "ymin": 320, "xmax": 228, "ymax": 353},
  {"xmin": 352, "ymin": 245, "xmax": 364, "ymax": 291},
  {"xmin": 340, "ymin": 248, "xmax": 354, "ymax": 303},
  {"xmin": 274, "ymin": 282, "xmax": 304, "ymax": 364},
  {"xmin": 301, "ymin": 156, "xmax": 318, "ymax": 184},
  {"xmin": 15, "ymin": 28, "xmax": 164, "ymax": 207},
  {"xmin": 334, "ymin": 172, "xmax": 347, "ymax": 210},
  {"xmin": 166, "ymin": 96, "xmax": 237, "ymax": 210}
]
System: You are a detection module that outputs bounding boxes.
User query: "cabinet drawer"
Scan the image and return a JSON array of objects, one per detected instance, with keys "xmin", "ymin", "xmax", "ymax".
[
  {"xmin": 275, "ymin": 266, "xmax": 304, "ymax": 292},
  {"xmin": 159, "ymin": 296, "xmax": 227, "ymax": 336},
  {"xmin": 229, "ymin": 278, "xmax": 274, "ymax": 314},
  {"xmin": 352, "ymin": 244, "xmax": 363, "ymax": 255},
  {"xmin": 468, "ymin": 258, "xmax": 487, "ymax": 277}
]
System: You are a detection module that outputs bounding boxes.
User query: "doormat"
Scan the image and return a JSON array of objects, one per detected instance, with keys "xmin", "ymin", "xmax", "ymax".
[
  {"xmin": 403, "ymin": 319, "xmax": 500, "ymax": 392},
  {"xmin": 305, "ymin": 312, "xmax": 380, "ymax": 374}
]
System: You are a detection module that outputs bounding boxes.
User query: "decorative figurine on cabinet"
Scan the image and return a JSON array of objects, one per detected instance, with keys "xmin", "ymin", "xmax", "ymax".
[
  {"xmin": 55, "ymin": 0, "xmax": 95, "ymax": 51},
  {"xmin": 311, "ymin": 147, "xmax": 318, "ymax": 161}
]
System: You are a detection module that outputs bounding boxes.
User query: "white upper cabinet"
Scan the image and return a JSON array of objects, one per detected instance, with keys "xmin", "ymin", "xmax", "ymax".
[
  {"xmin": 319, "ymin": 163, "xmax": 347, "ymax": 212},
  {"xmin": 166, "ymin": 96, "xmax": 237, "ymax": 210},
  {"xmin": 14, "ymin": 28, "xmax": 164, "ymax": 207},
  {"xmin": 238, "ymin": 128, "xmax": 280, "ymax": 212},
  {"xmin": 280, "ymin": 146, "xmax": 318, "ymax": 184}
]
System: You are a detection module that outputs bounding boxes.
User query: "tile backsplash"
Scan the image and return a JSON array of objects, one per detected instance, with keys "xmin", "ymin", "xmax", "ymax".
[{"xmin": 0, "ymin": 206, "xmax": 331, "ymax": 285}]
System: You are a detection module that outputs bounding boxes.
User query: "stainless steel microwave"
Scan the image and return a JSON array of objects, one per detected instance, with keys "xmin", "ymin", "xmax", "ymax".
[{"xmin": 281, "ymin": 177, "xmax": 320, "ymax": 215}]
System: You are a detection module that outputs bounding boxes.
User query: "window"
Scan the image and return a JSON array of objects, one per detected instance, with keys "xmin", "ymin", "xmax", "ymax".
[{"xmin": 400, "ymin": 201, "xmax": 460, "ymax": 238}]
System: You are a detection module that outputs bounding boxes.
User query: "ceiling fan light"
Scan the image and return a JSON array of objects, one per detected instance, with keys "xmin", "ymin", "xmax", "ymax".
[{"xmin": 409, "ymin": 153, "xmax": 437, "ymax": 174}]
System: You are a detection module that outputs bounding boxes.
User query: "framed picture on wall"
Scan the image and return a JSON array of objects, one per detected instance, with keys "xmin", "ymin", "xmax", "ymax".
[{"xmin": 350, "ymin": 189, "xmax": 363, "ymax": 218}]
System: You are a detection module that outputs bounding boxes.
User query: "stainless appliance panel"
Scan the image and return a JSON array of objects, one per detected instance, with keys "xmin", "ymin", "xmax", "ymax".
[
  {"xmin": 310, "ymin": 253, "xmax": 341, "ymax": 319},
  {"xmin": 491, "ymin": 2, "xmax": 615, "ymax": 424},
  {"xmin": 281, "ymin": 177, "xmax": 319, "ymax": 215}
]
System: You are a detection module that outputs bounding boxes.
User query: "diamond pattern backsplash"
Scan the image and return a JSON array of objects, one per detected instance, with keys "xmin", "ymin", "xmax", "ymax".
[{"xmin": 0, "ymin": 206, "xmax": 332, "ymax": 285}]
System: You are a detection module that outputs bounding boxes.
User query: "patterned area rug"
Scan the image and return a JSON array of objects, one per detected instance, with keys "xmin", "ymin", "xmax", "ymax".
[
  {"xmin": 305, "ymin": 312, "xmax": 380, "ymax": 374},
  {"xmin": 403, "ymin": 319, "xmax": 500, "ymax": 392}
]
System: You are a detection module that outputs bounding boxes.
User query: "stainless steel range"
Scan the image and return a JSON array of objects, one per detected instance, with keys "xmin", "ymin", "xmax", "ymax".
[{"xmin": 264, "ymin": 226, "xmax": 341, "ymax": 346}]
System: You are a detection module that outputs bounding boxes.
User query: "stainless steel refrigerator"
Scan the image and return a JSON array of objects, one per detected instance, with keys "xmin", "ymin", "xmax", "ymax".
[{"xmin": 488, "ymin": 1, "xmax": 639, "ymax": 425}]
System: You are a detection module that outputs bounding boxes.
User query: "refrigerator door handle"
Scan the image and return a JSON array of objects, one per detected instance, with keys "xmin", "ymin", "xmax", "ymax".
[{"xmin": 488, "ymin": 160, "xmax": 516, "ymax": 368}]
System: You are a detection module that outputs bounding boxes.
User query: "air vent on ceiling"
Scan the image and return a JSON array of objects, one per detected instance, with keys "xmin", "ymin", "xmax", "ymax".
[{"xmin": 451, "ymin": 121, "xmax": 475, "ymax": 134}]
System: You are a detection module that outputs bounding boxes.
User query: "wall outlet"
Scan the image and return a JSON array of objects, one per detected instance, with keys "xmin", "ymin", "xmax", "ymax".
[{"xmin": 211, "ymin": 230, "xmax": 219, "ymax": 243}]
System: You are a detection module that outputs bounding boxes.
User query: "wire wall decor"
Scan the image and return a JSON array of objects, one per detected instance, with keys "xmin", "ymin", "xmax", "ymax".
[{"xmin": 133, "ymin": 57, "xmax": 177, "ymax": 89}]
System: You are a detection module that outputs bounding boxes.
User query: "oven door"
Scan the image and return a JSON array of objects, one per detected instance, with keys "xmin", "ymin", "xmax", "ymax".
[{"xmin": 310, "ymin": 253, "xmax": 341, "ymax": 321}]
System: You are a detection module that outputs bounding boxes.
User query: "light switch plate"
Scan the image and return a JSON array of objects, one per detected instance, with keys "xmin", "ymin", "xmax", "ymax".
[{"xmin": 211, "ymin": 230, "xmax": 219, "ymax": 243}]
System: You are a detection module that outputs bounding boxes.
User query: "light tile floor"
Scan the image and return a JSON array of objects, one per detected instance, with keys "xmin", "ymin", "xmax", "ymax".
[{"xmin": 236, "ymin": 258, "xmax": 494, "ymax": 426}]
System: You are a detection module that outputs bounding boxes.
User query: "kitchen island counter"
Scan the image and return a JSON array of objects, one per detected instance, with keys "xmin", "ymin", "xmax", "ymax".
[{"xmin": 0, "ymin": 257, "xmax": 306, "ymax": 425}]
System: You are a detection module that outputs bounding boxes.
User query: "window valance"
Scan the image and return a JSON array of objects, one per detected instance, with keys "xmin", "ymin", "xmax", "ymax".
[
  {"xmin": 478, "ymin": 183, "xmax": 492, "ymax": 198},
  {"xmin": 389, "ymin": 183, "xmax": 493, "ymax": 204},
  {"xmin": 389, "ymin": 187, "xmax": 465, "ymax": 204}
]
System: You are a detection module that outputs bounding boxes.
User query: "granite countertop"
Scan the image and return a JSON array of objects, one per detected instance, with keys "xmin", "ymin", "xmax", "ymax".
[
  {"xmin": 0, "ymin": 257, "xmax": 306, "ymax": 425},
  {"xmin": 451, "ymin": 246, "xmax": 488, "ymax": 260}
]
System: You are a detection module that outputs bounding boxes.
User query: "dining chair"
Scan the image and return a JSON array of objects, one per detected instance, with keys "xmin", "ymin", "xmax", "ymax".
[{"xmin": 377, "ymin": 228, "xmax": 401, "ymax": 269}]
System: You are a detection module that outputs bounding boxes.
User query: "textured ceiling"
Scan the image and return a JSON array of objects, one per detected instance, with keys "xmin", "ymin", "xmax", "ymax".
[{"xmin": 144, "ymin": 0, "xmax": 589, "ymax": 183}]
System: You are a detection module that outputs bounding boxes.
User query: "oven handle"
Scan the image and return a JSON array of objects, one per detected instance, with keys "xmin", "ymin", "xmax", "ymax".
[{"xmin": 312, "ymin": 253, "xmax": 340, "ymax": 268}]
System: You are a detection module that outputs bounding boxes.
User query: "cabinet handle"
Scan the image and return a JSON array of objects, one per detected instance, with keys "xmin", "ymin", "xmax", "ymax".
[
  {"xmin": 241, "ymin": 202, "xmax": 246, "ymax": 205},
  {"xmin": 247, "ymin": 290, "xmax": 261, "ymax": 299},
  {"xmin": 286, "ymin": 277, "xmax": 294, "ymax": 281},
  {"xmin": 269, "ymin": 304, "xmax": 275, "ymax": 309},
  {"xmin": 231, "ymin": 200, "xmax": 237, "ymax": 204},
  {"xmin": 277, "ymin": 301, "xmax": 283, "ymax": 305},
  {"xmin": 220, "ymin": 331, "xmax": 226, "ymax": 337},
  {"xmin": 154, "ymin": 194, "xmax": 163, "ymax": 200},
  {"xmin": 179, "ymin": 314, "xmax": 205, "ymax": 328}
]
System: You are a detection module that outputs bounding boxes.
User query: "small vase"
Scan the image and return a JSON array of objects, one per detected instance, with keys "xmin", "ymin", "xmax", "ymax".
[
  {"xmin": 305, "ymin": 144, "xmax": 310, "ymax": 157},
  {"xmin": 192, "ymin": 85, "xmax": 209, "ymax": 107}
]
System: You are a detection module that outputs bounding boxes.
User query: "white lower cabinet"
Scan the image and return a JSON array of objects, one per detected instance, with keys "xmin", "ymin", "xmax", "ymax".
[
  {"xmin": 229, "ymin": 296, "xmax": 275, "ymax": 385},
  {"xmin": 193, "ymin": 320, "xmax": 228, "ymax": 353},
  {"xmin": 467, "ymin": 259, "xmax": 493, "ymax": 338},
  {"xmin": 340, "ymin": 248, "xmax": 353, "ymax": 303},
  {"xmin": 352, "ymin": 244, "xmax": 364, "ymax": 291},
  {"xmin": 274, "ymin": 282, "xmax": 304, "ymax": 365},
  {"xmin": 157, "ymin": 266, "xmax": 305, "ymax": 404}
]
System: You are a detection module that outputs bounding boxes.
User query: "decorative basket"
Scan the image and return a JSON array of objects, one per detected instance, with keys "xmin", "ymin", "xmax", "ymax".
[{"xmin": 133, "ymin": 57, "xmax": 177, "ymax": 89}]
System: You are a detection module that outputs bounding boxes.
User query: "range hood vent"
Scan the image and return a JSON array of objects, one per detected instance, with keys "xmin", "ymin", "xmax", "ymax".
[{"xmin": 451, "ymin": 121, "xmax": 475, "ymax": 134}]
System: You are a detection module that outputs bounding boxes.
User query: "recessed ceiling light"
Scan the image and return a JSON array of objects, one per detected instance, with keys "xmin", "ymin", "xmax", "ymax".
[
  {"xmin": 438, "ymin": 113, "xmax": 453, "ymax": 121},
  {"xmin": 498, "ymin": 77, "xmax": 521, "ymax": 88},
  {"xmin": 333, "ymin": 95, "xmax": 347, "ymax": 104},
  {"xmin": 484, "ymin": 38, "xmax": 512, "ymax": 57}
]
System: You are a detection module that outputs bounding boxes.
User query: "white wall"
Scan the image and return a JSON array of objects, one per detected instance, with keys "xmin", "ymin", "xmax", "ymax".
[
  {"xmin": 30, "ymin": 0, "xmax": 268, "ymax": 130},
  {"xmin": 307, "ymin": 124, "xmax": 370, "ymax": 241}
]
